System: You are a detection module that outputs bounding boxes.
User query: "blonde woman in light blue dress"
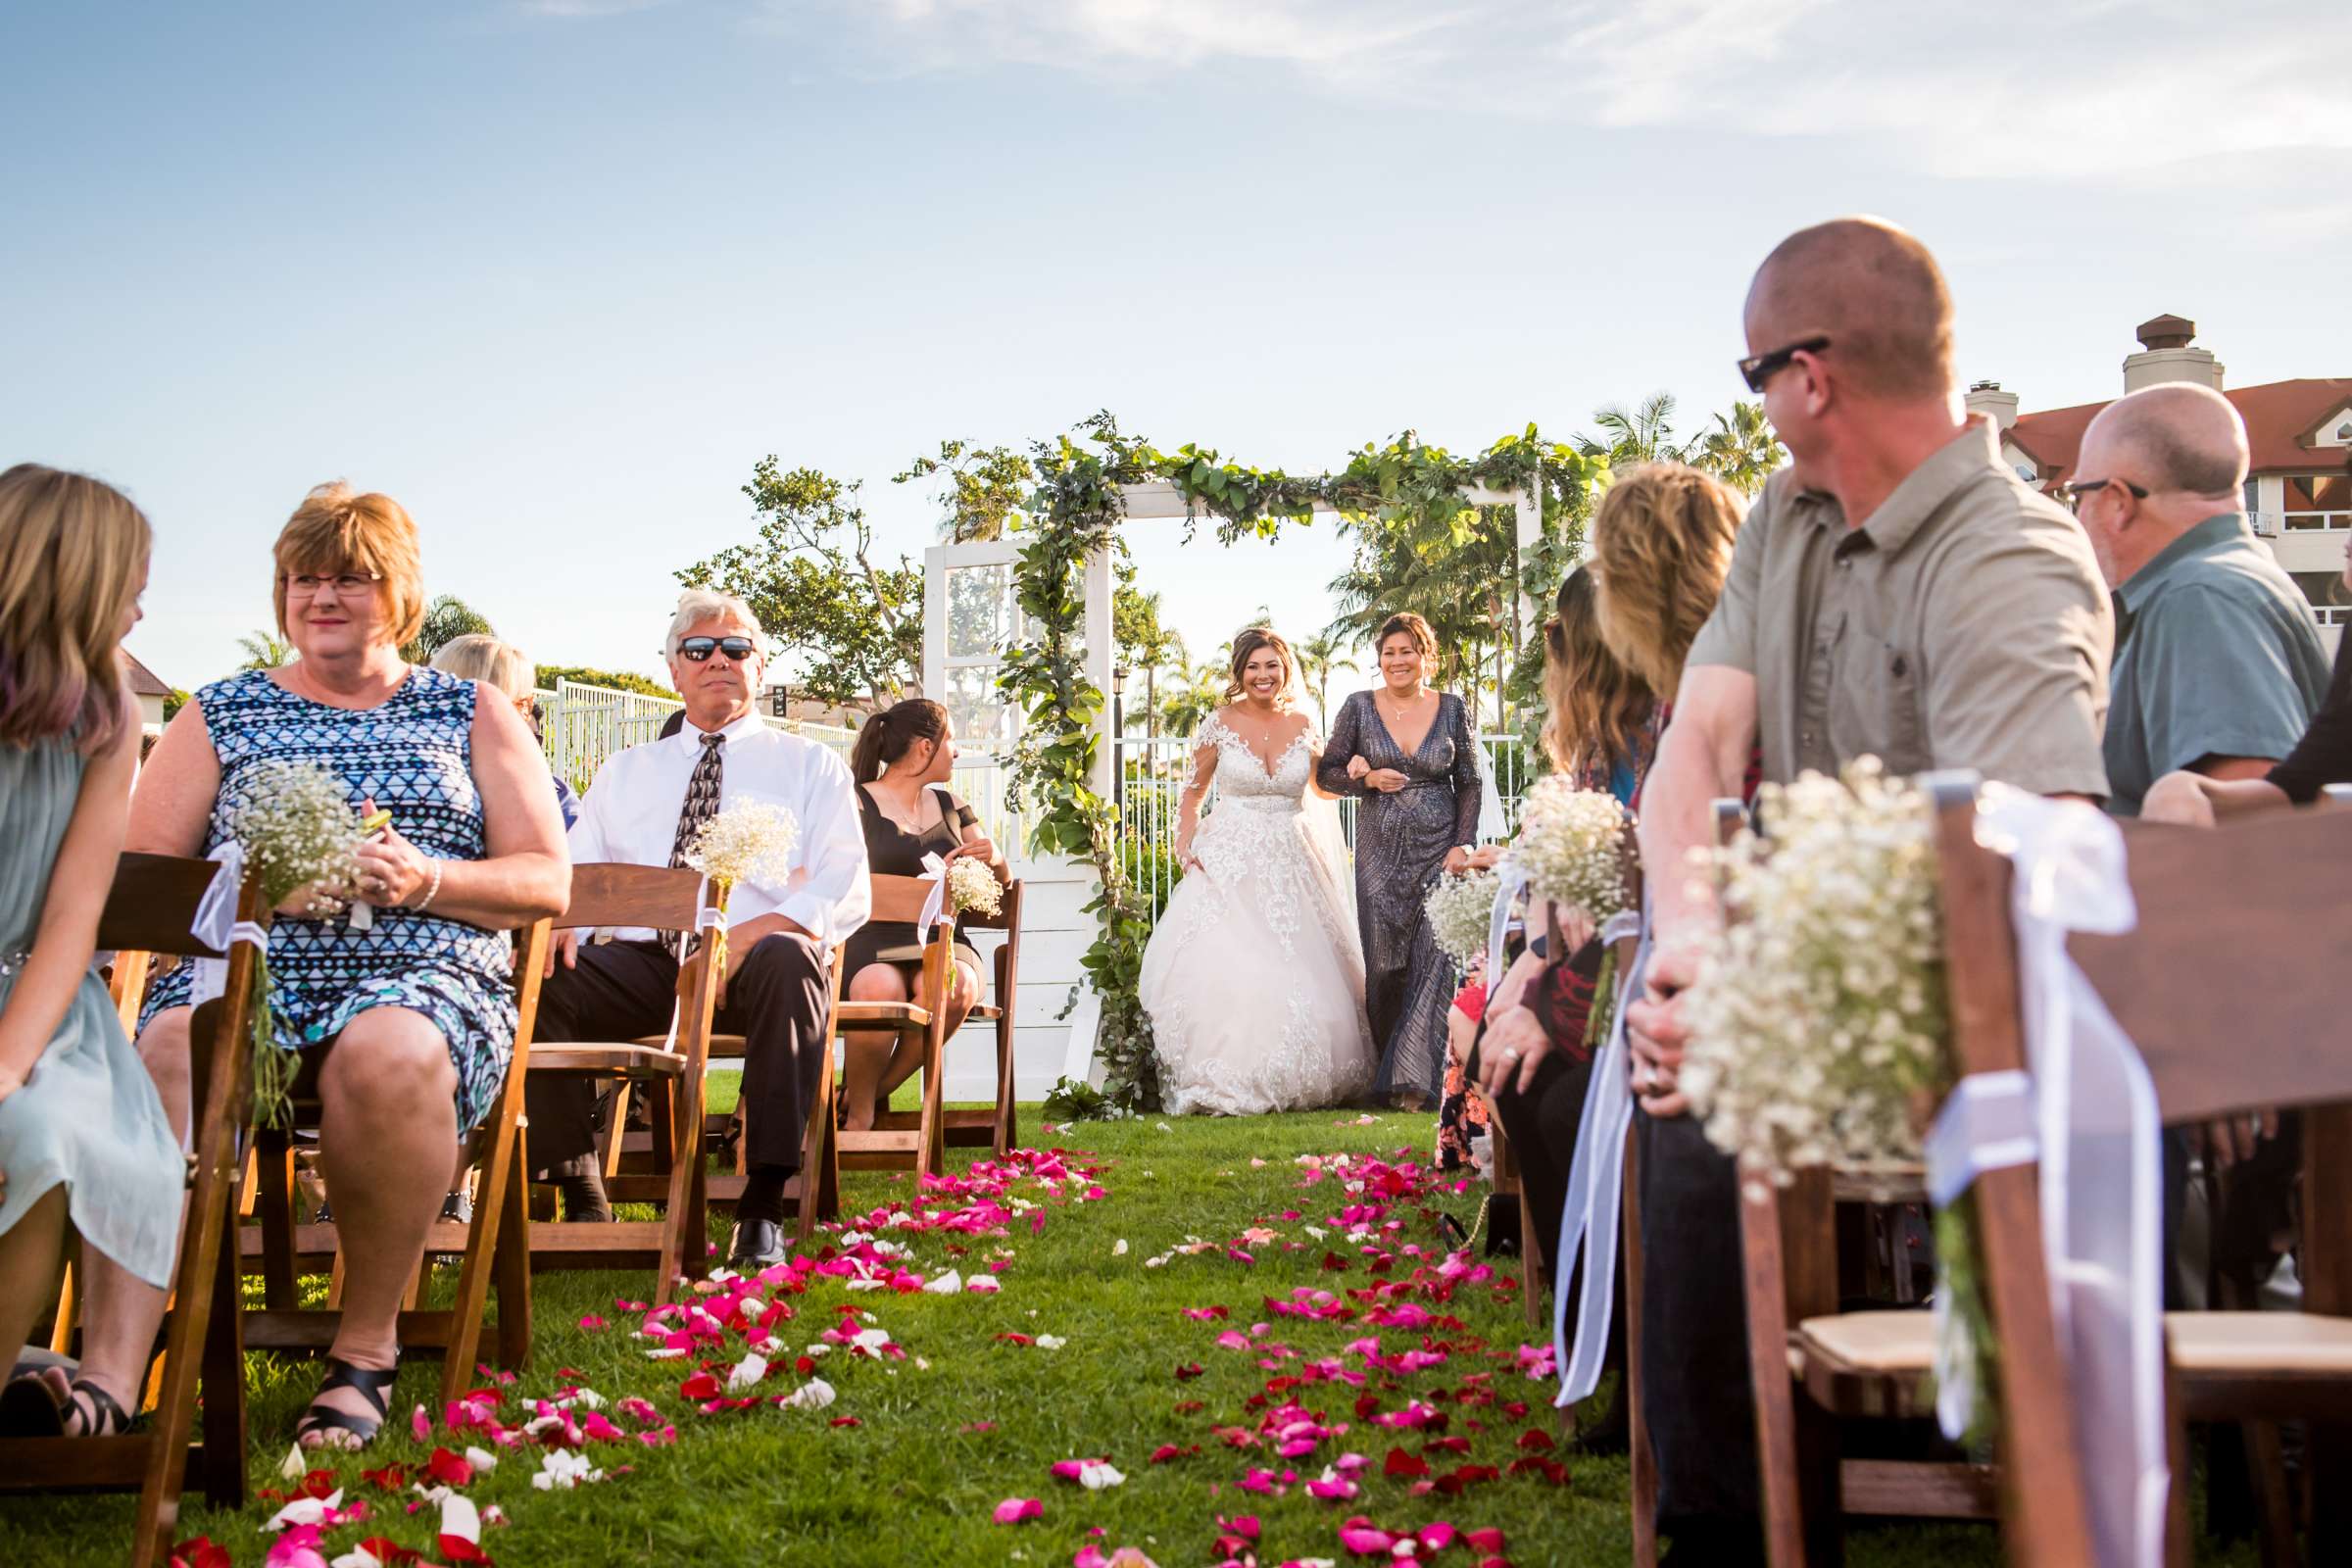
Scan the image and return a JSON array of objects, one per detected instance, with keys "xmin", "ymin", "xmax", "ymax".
[{"xmin": 0, "ymin": 464, "xmax": 182, "ymax": 1440}]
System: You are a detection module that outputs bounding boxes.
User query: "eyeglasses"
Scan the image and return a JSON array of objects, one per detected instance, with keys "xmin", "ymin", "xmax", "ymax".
[
  {"xmin": 1737, "ymin": 335, "xmax": 1831, "ymax": 394},
  {"xmin": 677, "ymin": 635, "xmax": 759, "ymax": 662},
  {"xmin": 2054, "ymin": 476, "xmax": 2149, "ymax": 513},
  {"xmin": 284, "ymin": 571, "xmax": 381, "ymax": 598}
]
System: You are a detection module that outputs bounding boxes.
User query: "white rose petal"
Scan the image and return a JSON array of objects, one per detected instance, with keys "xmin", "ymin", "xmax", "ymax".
[
  {"xmin": 922, "ymin": 1269, "xmax": 963, "ymax": 1294},
  {"xmin": 1077, "ymin": 1461, "xmax": 1125, "ymax": 1490},
  {"xmin": 780, "ymin": 1378, "xmax": 837, "ymax": 1411},
  {"xmin": 726, "ymin": 1350, "xmax": 770, "ymax": 1393}
]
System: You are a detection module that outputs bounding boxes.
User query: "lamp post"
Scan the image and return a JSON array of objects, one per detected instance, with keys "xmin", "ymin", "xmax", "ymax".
[{"xmin": 1110, "ymin": 665, "xmax": 1129, "ymax": 811}]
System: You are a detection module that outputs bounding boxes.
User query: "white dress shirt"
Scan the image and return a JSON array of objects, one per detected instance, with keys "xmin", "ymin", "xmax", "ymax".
[{"xmin": 569, "ymin": 710, "xmax": 871, "ymax": 945}]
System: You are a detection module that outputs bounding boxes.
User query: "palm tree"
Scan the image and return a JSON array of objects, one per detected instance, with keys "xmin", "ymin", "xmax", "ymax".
[
  {"xmin": 401, "ymin": 594, "xmax": 495, "ymax": 665},
  {"xmin": 1577, "ymin": 392, "xmax": 1688, "ymax": 466},
  {"xmin": 1158, "ymin": 659, "xmax": 1229, "ymax": 738},
  {"xmin": 1689, "ymin": 401, "xmax": 1786, "ymax": 496},
  {"xmin": 1295, "ymin": 630, "xmax": 1358, "ymax": 728},
  {"xmin": 236, "ymin": 630, "xmax": 294, "ymax": 670}
]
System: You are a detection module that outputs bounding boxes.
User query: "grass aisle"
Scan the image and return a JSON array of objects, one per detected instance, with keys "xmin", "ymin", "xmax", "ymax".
[{"xmin": 13, "ymin": 1109, "xmax": 2013, "ymax": 1567}]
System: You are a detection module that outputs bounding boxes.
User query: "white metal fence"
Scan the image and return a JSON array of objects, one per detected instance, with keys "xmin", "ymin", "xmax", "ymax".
[
  {"xmin": 535, "ymin": 679, "xmax": 856, "ymax": 794},
  {"xmin": 1107, "ymin": 730, "xmax": 1535, "ymax": 928}
]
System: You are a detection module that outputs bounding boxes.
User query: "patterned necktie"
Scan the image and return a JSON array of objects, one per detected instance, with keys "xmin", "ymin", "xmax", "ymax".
[{"xmin": 668, "ymin": 732, "xmax": 726, "ymax": 869}]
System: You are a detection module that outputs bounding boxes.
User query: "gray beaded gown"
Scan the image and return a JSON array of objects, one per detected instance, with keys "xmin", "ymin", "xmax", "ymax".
[{"xmin": 1317, "ymin": 690, "xmax": 1481, "ymax": 1103}]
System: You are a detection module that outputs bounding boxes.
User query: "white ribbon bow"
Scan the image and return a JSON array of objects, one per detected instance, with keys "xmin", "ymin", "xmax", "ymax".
[
  {"xmin": 915, "ymin": 852, "xmax": 953, "ymax": 946},
  {"xmin": 1925, "ymin": 784, "xmax": 2164, "ymax": 1568},
  {"xmin": 1482, "ymin": 865, "xmax": 1530, "ymax": 1000},
  {"xmin": 186, "ymin": 842, "xmax": 270, "ymax": 1009},
  {"xmin": 659, "ymin": 874, "xmax": 730, "ymax": 1054}
]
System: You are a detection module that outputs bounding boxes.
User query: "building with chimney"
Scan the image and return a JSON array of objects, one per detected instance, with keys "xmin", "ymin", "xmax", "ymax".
[{"xmin": 1966, "ymin": 316, "xmax": 2352, "ymax": 655}]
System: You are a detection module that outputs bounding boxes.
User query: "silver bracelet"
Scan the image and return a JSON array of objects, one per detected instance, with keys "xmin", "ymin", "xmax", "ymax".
[{"xmin": 414, "ymin": 857, "xmax": 444, "ymax": 913}]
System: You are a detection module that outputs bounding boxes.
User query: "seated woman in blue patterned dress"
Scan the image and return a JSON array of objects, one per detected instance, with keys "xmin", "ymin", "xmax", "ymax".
[
  {"xmin": 69, "ymin": 483, "xmax": 567, "ymax": 1449},
  {"xmin": 0, "ymin": 466, "xmax": 184, "ymax": 1440}
]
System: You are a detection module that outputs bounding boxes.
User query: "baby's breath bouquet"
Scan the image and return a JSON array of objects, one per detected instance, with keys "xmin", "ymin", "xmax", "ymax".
[
  {"xmin": 1505, "ymin": 776, "xmax": 1633, "ymax": 925},
  {"xmin": 680, "ymin": 800, "xmax": 800, "ymax": 986},
  {"xmin": 1677, "ymin": 758, "xmax": 1989, "ymax": 1436},
  {"xmin": 946, "ymin": 856, "xmax": 1003, "ymax": 919},
  {"xmin": 221, "ymin": 759, "xmax": 371, "ymax": 1123},
  {"xmin": 1423, "ymin": 868, "xmax": 1500, "ymax": 972}
]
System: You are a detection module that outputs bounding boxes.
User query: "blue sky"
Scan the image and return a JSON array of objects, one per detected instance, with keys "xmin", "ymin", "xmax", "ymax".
[{"xmin": 8, "ymin": 0, "xmax": 2348, "ymax": 695}]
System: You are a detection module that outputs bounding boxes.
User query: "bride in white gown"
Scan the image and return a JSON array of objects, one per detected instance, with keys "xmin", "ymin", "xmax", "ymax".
[{"xmin": 1140, "ymin": 628, "xmax": 1375, "ymax": 1115}]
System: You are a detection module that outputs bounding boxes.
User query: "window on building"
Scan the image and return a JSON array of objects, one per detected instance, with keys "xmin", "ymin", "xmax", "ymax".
[{"xmin": 2281, "ymin": 473, "xmax": 2350, "ymax": 530}]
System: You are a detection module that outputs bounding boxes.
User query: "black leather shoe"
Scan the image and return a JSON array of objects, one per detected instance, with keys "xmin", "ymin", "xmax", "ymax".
[
  {"xmin": 555, "ymin": 1164, "xmax": 612, "ymax": 1223},
  {"xmin": 728, "ymin": 1218, "xmax": 788, "ymax": 1269}
]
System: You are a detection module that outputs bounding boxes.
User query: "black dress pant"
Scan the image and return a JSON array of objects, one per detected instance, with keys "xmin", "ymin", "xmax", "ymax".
[
  {"xmin": 1487, "ymin": 1044, "xmax": 1595, "ymax": 1295},
  {"xmin": 1636, "ymin": 1105, "xmax": 1760, "ymax": 1531},
  {"xmin": 523, "ymin": 934, "xmax": 831, "ymax": 1176}
]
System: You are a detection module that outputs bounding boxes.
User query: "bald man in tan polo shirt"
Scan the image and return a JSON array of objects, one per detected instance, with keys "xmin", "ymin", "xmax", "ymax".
[{"xmin": 1622, "ymin": 218, "xmax": 2113, "ymax": 1560}]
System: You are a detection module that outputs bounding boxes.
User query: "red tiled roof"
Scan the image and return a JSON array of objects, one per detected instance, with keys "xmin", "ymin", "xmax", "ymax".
[
  {"xmin": 122, "ymin": 651, "xmax": 172, "ymax": 697},
  {"xmin": 2007, "ymin": 377, "xmax": 2352, "ymax": 487}
]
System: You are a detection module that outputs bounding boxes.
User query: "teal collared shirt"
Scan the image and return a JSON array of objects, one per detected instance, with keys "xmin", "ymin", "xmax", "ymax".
[{"xmin": 2103, "ymin": 512, "xmax": 2330, "ymax": 816}]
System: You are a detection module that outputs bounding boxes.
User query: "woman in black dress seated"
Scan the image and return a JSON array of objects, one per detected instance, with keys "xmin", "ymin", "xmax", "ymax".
[
  {"xmin": 842, "ymin": 699, "xmax": 1006, "ymax": 1131},
  {"xmin": 1317, "ymin": 612, "xmax": 1482, "ymax": 1108}
]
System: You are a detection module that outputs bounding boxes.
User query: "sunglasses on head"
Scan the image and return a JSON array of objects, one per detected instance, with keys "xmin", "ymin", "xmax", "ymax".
[
  {"xmin": 677, "ymin": 635, "xmax": 758, "ymax": 662},
  {"xmin": 1738, "ymin": 334, "xmax": 1831, "ymax": 394}
]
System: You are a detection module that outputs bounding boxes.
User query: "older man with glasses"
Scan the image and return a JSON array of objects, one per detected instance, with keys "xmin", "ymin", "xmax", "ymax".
[
  {"xmin": 1617, "ymin": 217, "xmax": 2115, "ymax": 1563},
  {"xmin": 522, "ymin": 589, "xmax": 868, "ymax": 1266}
]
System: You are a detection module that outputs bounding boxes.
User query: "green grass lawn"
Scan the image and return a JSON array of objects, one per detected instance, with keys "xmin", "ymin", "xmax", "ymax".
[{"xmin": 3, "ymin": 1102, "xmax": 2248, "ymax": 1566}]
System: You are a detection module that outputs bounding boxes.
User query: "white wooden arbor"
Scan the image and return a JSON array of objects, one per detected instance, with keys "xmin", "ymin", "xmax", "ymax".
[{"xmin": 919, "ymin": 475, "xmax": 1545, "ymax": 1096}]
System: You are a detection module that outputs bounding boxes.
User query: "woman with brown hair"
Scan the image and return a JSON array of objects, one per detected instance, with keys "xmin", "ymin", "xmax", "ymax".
[
  {"xmin": 0, "ymin": 466, "xmax": 184, "ymax": 1438},
  {"xmin": 68, "ymin": 482, "xmax": 568, "ymax": 1449},
  {"xmin": 1140, "ymin": 627, "xmax": 1371, "ymax": 1114},
  {"xmin": 1315, "ymin": 612, "xmax": 1483, "ymax": 1106},
  {"xmin": 839, "ymin": 698, "xmax": 1006, "ymax": 1131}
]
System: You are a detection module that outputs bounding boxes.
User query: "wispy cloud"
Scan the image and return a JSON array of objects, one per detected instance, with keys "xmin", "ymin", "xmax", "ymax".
[
  {"xmin": 772, "ymin": 0, "xmax": 2352, "ymax": 180},
  {"xmin": 521, "ymin": 0, "xmax": 678, "ymax": 18}
]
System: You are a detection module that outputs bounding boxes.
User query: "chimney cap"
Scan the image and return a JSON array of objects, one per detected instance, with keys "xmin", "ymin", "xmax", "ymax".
[
  {"xmin": 2136, "ymin": 314, "xmax": 2196, "ymax": 351},
  {"xmin": 1968, "ymin": 379, "xmax": 2002, "ymax": 393}
]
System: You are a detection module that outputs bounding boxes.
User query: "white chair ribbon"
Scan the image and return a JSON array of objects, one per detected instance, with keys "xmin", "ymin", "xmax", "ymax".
[
  {"xmin": 1926, "ymin": 784, "xmax": 2164, "ymax": 1568},
  {"xmin": 1551, "ymin": 905, "xmax": 1649, "ymax": 1408},
  {"xmin": 186, "ymin": 842, "xmax": 270, "ymax": 1009},
  {"xmin": 660, "ymin": 875, "xmax": 729, "ymax": 1054},
  {"xmin": 915, "ymin": 852, "xmax": 952, "ymax": 946},
  {"xmin": 1482, "ymin": 865, "xmax": 1530, "ymax": 1001}
]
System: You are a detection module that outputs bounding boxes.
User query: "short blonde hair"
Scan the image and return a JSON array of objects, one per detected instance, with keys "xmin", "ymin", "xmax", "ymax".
[
  {"xmin": 430, "ymin": 634, "xmax": 533, "ymax": 700},
  {"xmin": 1589, "ymin": 463, "xmax": 1744, "ymax": 697},
  {"xmin": 0, "ymin": 464, "xmax": 151, "ymax": 752},
  {"xmin": 666, "ymin": 587, "xmax": 761, "ymax": 656},
  {"xmin": 271, "ymin": 482, "xmax": 425, "ymax": 648}
]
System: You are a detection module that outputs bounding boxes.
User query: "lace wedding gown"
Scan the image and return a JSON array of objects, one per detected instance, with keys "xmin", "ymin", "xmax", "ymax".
[{"xmin": 1140, "ymin": 714, "xmax": 1376, "ymax": 1115}]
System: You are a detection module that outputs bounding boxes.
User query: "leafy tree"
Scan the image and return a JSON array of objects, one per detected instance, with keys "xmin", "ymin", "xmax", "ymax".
[
  {"xmin": 535, "ymin": 664, "xmax": 677, "ymax": 699},
  {"xmin": 893, "ymin": 439, "xmax": 1034, "ymax": 542},
  {"xmin": 1326, "ymin": 504, "xmax": 1517, "ymax": 728},
  {"xmin": 1687, "ymin": 399, "xmax": 1786, "ymax": 495},
  {"xmin": 1294, "ymin": 630, "xmax": 1358, "ymax": 729},
  {"xmin": 1577, "ymin": 392, "xmax": 1690, "ymax": 466},
  {"xmin": 236, "ymin": 630, "xmax": 294, "ymax": 670},
  {"xmin": 679, "ymin": 459, "xmax": 923, "ymax": 709},
  {"xmin": 400, "ymin": 593, "xmax": 494, "ymax": 665},
  {"xmin": 162, "ymin": 687, "xmax": 192, "ymax": 721}
]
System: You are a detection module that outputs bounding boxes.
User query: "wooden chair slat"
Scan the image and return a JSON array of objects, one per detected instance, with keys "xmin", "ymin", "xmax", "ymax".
[
  {"xmin": 95, "ymin": 852, "xmax": 238, "ymax": 957},
  {"xmin": 837, "ymin": 1001, "xmax": 931, "ymax": 1026},
  {"xmin": 558, "ymin": 863, "xmax": 706, "ymax": 934},
  {"xmin": 528, "ymin": 1045, "xmax": 689, "ymax": 1077}
]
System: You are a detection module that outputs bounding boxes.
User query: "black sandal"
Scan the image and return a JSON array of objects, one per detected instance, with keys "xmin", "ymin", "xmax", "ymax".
[
  {"xmin": 58, "ymin": 1378, "xmax": 132, "ymax": 1438},
  {"xmin": 292, "ymin": 1358, "xmax": 399, "ymax": 1450}
]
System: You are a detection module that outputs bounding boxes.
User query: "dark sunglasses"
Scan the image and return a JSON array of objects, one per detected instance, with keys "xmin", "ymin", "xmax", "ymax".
[
  {"xmin": 2054, "ymin": 476, "xmax": 2149, "ymax": 513},
  {"xmin": 677, "ymin": 635, "xmax": 759, "ymax": 662},
  {"xmin": 1738, "ymin": 335, "xmax": 1831, "ymax": 394}
]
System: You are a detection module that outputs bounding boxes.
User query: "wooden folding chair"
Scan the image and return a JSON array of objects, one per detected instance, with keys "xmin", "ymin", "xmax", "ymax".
[
  {"xmin": 0, "ymin": 853, "xmax": 268, "ymax": 1568},
  {"xmin": 238, "ymin": 914, "xmax": 551, "ymax": 1408},
  {"xmin": 836, "ymin": 872, "xmax": 959, "ymax": 1181},
  {"xmin": 942, "ymin": 878, "xmax": 1023, "ymax": 1158},
  {"xmin": 517, "ymin": 864, "xmax": 721, "ymax": 1300}
]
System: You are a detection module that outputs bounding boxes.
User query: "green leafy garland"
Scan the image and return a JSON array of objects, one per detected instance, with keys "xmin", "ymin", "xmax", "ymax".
[{"xmin": 1004, "ymin": 414, "xmax": 1606, "ymax": 1113}]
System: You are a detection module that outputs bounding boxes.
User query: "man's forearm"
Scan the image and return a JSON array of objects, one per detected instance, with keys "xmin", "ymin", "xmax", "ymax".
[{"xmin": 1637, "ymin": 718, "xmax": 1736, "ymax": 948}]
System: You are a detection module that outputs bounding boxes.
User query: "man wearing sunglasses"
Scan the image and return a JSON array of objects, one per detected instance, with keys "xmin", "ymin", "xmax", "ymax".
[
  {"xmin": 522, "ymin": 589, "xmax": 869, "ymax": 1266},
  {"xmin": 1617, "ymin": 217, "xmax": 2114, "ymax": 1564}
]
